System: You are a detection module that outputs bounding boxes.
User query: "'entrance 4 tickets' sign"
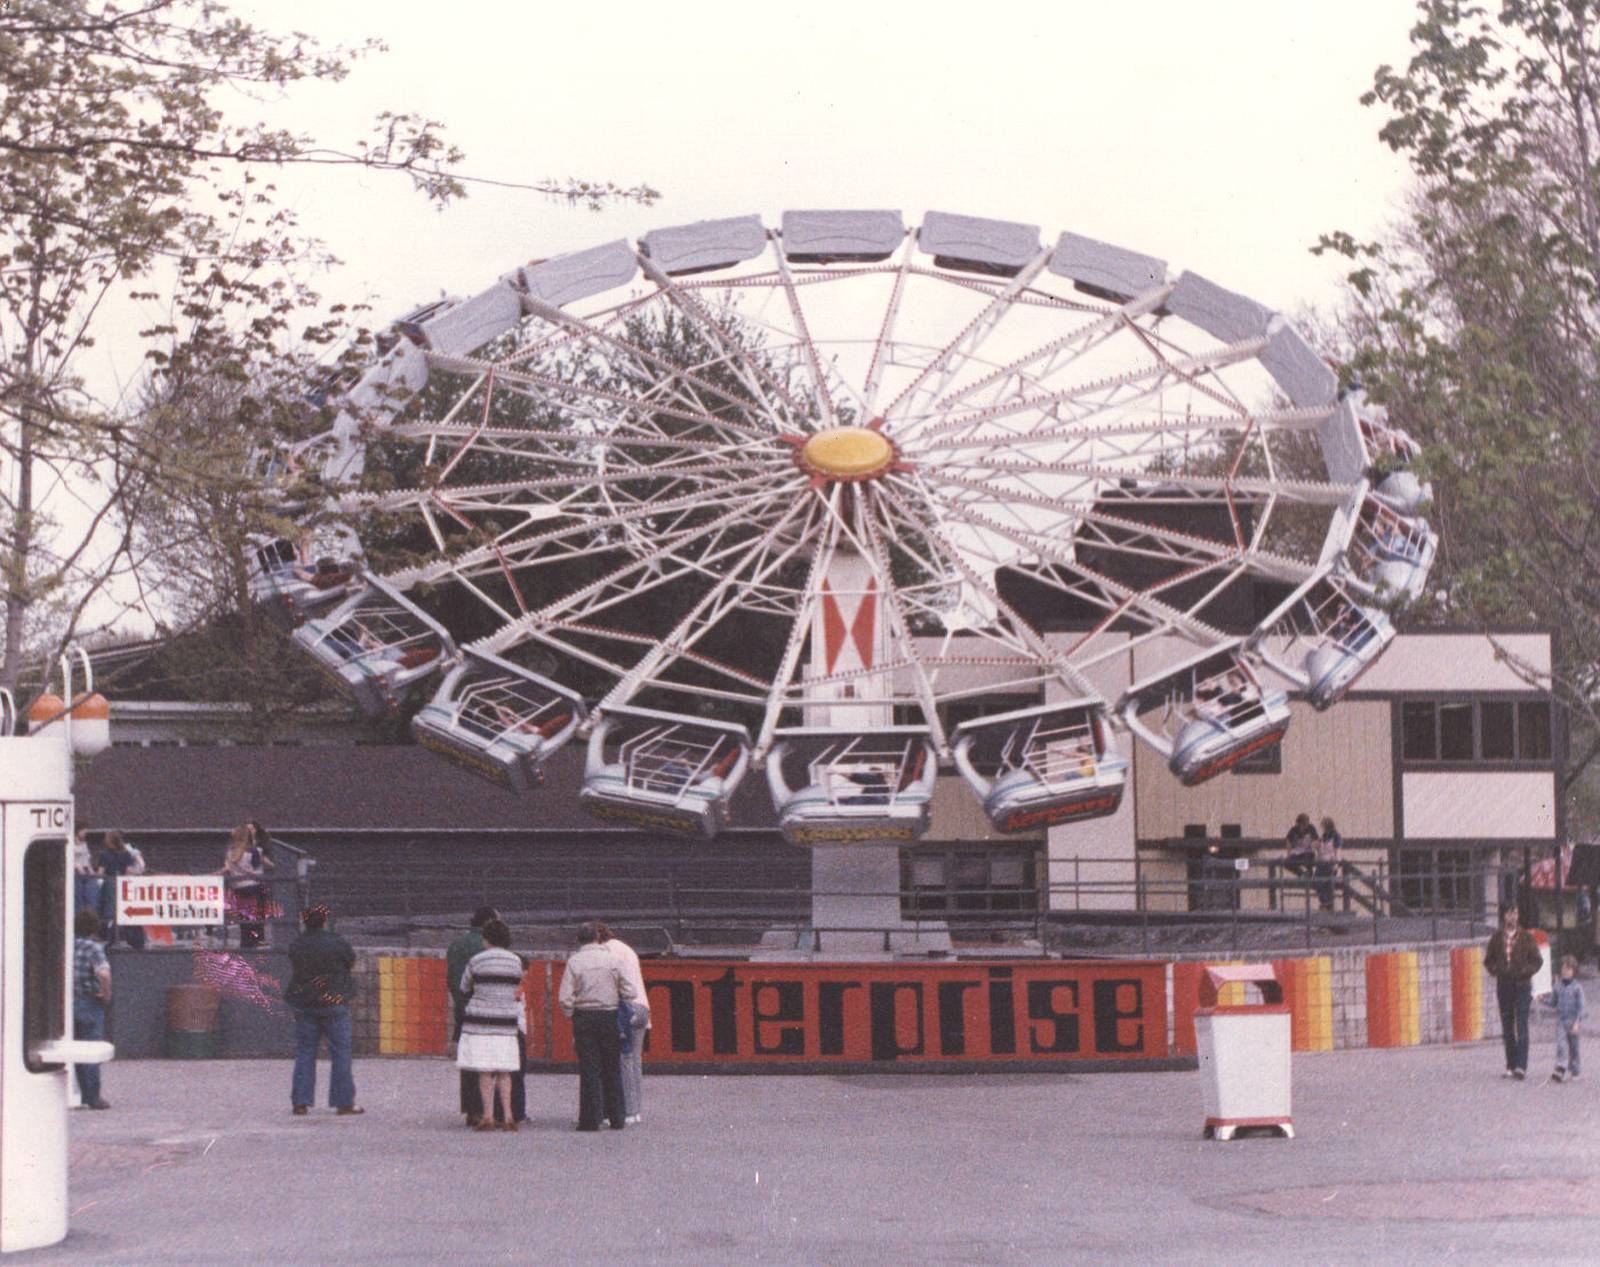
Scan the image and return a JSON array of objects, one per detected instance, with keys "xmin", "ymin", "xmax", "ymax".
[{"xmin": 116, "ymin": 876, "xmax": 225, "ymax": 926}]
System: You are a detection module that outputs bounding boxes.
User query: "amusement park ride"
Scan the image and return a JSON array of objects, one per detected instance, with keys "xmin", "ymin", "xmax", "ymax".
[
  {"xmin": 0, "ymin": 653, "xmax": 113, "ymax": 1251},
  {"xmin": 250, "ymin": 209, "xmax": 1436, "ymax": 953}
]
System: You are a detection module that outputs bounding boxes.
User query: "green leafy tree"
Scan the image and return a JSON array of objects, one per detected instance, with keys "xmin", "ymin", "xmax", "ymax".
[
  {"xmin": 0, "ymin": 0, "xmax": 656, "ymax": 702},
  {"xmin": 1318, "ymin": 0, "xmax": 1600, "ymax": 827}
]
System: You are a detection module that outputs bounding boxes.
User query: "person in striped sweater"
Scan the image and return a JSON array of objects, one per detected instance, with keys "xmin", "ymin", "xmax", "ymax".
[{"xmin": 457, "ymin": 919, "xmax": 526, "ymax": 1132}]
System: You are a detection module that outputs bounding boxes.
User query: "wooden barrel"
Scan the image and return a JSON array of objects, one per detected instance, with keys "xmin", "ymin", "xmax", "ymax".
[{"xmin": 165, "ymin": 984, "xmax": 221, "ymax": 1058}]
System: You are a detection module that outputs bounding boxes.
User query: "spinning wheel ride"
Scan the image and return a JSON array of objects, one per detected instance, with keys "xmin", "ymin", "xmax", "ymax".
[{"xmin": 257, "ymin": 209, "xmax": 1434, "ymax": 850}]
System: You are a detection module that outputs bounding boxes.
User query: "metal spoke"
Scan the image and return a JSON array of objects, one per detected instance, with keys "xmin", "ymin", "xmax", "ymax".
[{"xmin": 294, "ymin": 212, "xmax": 1388, "ymax": 822}]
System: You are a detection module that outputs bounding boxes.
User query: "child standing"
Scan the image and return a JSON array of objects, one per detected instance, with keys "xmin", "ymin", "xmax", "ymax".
[{"xmin": 1550, "ymin": 954, "xmax": 1586, "ymax": 1083}]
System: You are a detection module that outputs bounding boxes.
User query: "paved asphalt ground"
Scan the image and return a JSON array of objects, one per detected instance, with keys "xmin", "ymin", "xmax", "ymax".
[{"xmin": 17, "ymin": 1036, "xmax": 1600, "ymax": 1266}]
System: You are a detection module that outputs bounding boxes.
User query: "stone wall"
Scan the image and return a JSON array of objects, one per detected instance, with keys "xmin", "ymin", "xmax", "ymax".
[{"xmin": 1169, "ymin": 936, "xmax": 1501, "ymax": 1054}]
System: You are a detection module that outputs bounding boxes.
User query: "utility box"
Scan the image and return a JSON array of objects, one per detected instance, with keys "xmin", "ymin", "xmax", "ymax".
[
  {"xmin": 1193, "ymin": 963, "xmax": 1292, "ymax": 1141},
  {"xmin": 0, "ymin": 737, "xmax": 114, "ymax": 1251}
]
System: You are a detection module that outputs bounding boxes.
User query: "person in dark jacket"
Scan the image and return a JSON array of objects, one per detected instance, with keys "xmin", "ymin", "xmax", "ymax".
[
  {"xmin": 97, "ymin": 829, "xmax": 145, "ymax": 950},
  {"xmin": 1283, "ymin": 812, "xmax": 1317, "ymax": 878},
  {"xmin": 285, "ymin": 904, "xmax": 363, "ymax": 1116},
  {"xmin": 1484, "ymin": 903, "xmax": 1544, "ymax": 1079}
]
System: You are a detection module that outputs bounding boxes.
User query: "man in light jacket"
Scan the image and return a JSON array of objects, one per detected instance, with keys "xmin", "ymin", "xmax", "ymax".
[{"xmin": 558, "ymin": 920, "xmax": 639, "ymax": 1131}]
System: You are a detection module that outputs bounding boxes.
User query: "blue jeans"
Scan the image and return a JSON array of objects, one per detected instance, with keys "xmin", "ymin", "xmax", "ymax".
[
  {"xmin": 292, "ymin": 1005, "xmax": 355, "ymax": 1109},
  {"xmin": 1556, "ymin": 1025, "xmax": 1581, "ymax": 1076},
  {"xmin": 1313, "ymin": 862, "xmax": 1337, "ymax": 910},
  {"xmin": 74, "ymin": 874, "xmax": 101, "ymax": 917},
  {"xmin": 73, "ymin": 997, "xmax": 106, "ymax": 1105},
  {"xmin": 1497, "ymin": 978, "xmax": 1532, "ymax": 1072}
]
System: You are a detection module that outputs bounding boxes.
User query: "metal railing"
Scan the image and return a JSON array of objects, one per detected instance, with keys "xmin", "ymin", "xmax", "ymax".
[{"xmin": 291, "ymin": 851, "xmax": 1521, "ymax": 957}]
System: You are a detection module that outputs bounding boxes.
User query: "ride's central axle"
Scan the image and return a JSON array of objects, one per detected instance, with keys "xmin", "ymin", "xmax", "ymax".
[{"xmin": 792, "ymin": 426, "xmax": 899, "ymax": 483}]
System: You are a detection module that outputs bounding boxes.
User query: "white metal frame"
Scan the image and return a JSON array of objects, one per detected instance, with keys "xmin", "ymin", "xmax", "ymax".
[{"xmin": 267, "ymin": 212, "xmax": 1434, "ymax": 815}]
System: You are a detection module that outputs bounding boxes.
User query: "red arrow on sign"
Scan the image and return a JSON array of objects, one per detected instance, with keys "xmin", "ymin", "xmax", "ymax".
[{"xmin": 123, "ymin": 906, "xmax": 155, "ymax": 917}]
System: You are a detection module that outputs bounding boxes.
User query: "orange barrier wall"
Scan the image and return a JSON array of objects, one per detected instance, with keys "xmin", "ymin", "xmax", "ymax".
[
  {"xmin": 1366, "ymin": 951, "xmax": 1421, "ymax": 1048},
  {"xmin": 376, "ymin": 955, "xmax": 451, "ymax": 1055},
  {"xmin": 535, "ymin": 960, "xmax": 1168, "ymax": 1066},
  {"xmin": 1450, "ymin": 946, "xmax": 1484, "ymax": 1042},
  {"xmin": 1173, "ymin": 957, "xmax": 1331, "ymax": 1055},
  {"xmin": 1274, "ymin": 956, "xmax": 1334, "ymax": 1052}
]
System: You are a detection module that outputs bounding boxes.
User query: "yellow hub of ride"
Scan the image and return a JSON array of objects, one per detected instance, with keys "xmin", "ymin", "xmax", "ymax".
[{"xmin": 800, "ymin": 427, "xmax": 894, "ymax": 479}]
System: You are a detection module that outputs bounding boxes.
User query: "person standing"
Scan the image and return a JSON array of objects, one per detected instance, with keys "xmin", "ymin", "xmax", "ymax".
[
  {"xmin": 1283, "ymin": 813, "xmax": 1317, "ymax": 878},
  {"xmin": 447, "ymin": 907, "xmax": 527, "ymax": 1128},
  {"xmin": 246, "ymin": 821, "xmax": 277, "ymax": 936},
  {"xmin": 223, "ymin": 825, "xmax": 270, "ymax": 947},
  {"xmin": 72, "ymin": 909, "xmax": 112, "ymax": 1110},
  {"xmin": 1547, "ymin": 954, "xmax": 1586, "ymax": 1083},
  {"xmin": 285, "ymin": 904, "xmax": 363, "ymax": 1116},
  {"xmin": 448, "ymin": 906, "xmax": 491, "ymax": 1126},
  {"xmin": 97, "ymin": 829, "xmax": 145, "ymax": 950},
  {"xmin": 457, "ymin": 919, "xmax": 525, "ymax": 1132},
  {"xmin": 558, "ymin": 920, "xmax": 638, "ymax": 1132},
  {"xmin": 598, "ymin": 922, "xmax": 650, "ymax": 1125},
  {"xmin": 73, "ymin": 827, "xmax": 101, "ymax": 918},
  {"xmin": 1484, "ymin": 903, "xmax": 1543, "ymax": 1079},
  {"xmin": 1313, "ymin": 817, "xmax": 1343, "ymax": 912}
]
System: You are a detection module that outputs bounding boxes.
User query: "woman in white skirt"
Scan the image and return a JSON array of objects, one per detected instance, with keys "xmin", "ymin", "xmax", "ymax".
[{"xmin": 457, "ymin": 919, "xmax": 525, "ymax": 1132}]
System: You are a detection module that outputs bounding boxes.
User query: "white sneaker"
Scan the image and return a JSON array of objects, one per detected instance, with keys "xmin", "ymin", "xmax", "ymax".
[
  {"xmin": 1502, "ymin": 1069, "xmax": 1516, "ymax": 1078},
  {"xmin": 1514, "ymin": 1069, "xmax": 1527, "ymax": 1080},
  {"xmin": 624, "ymin": 1114, "xmax": 642, "ymax": 1125}
]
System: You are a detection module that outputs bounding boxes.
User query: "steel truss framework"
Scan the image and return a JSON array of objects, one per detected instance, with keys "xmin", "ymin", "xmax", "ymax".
[{"xmin": 262, "ymin": 210, "xmax": 1436, "ymax": 829}]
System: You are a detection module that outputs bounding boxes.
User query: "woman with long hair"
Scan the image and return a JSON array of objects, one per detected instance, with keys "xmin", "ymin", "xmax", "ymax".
[{"xmin": 223, "ymin": 824, "xmax": 269, "ymax": 946}]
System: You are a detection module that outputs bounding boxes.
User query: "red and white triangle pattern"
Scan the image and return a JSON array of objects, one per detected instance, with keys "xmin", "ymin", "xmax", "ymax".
[{"xmin": 819, "ymin": 578, "xmax": 878, "ymax": 675}]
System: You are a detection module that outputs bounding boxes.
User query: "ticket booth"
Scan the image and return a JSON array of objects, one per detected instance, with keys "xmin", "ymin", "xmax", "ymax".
[{"xmin": 0, "ymin": 735, "xmax": 113, "ymax": 1251}]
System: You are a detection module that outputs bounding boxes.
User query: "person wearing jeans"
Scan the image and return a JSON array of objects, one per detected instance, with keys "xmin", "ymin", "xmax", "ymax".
[
  {"xmin": 291, "ymin": 1005, "xmax": 355, "ymax": 1111},
  {"xmin": 1484, "ymin": 903, "xmax": 1544, "ymax": 1078},
  {"xmin": 285, "ymin": 905, "xmax": 362, "ymax": 1115},
  {"xmin": 72, "ymin": 908, "xmax": 112, "ymax": 1110},
  {"xmin": 598, "ymin": 922, "xmax": 650, "ymax": 1124}
]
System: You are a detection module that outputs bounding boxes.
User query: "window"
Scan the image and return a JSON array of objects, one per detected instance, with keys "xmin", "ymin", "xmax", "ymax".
[
  {"xmin": 1480, "ymin": 702, "xmax": 1515, "ymax": 760},
  {"xmin": 899, "ymin": 846, "xmax": 1039, "ymax": 917},
  {"xmin": 24, "ymin": 838, "xmax": 67, "ymax": 1071},
  {"xmin": 1438, "ymin": 703, "xmax": 1473, "ymax": 760},
  {"xmin": 1400, "ymin": 698, "xmax": 1556, "ymax": 765},
  {"xmin": 1401, "ymin": 701, "xmax": 1437, "ymax": 760},
  {"xmin": 1518, "ymin": 701, "xmax": 1553, "ymax": 760},
  {"xmin": 1394, "ymin": 847, "xmax": 1478, "ymax": 913},
  {"xmin": 906, "ymin": 855, "xmax": 946, "ymax": 915}
]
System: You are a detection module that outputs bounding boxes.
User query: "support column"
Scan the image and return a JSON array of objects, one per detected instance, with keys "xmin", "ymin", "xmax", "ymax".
[{"xmin": 761, "ymin": 548, "xmax": 950, "ymax": 959}]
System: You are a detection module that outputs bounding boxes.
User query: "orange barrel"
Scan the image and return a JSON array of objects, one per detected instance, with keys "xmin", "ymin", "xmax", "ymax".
[{"xmin": 165, "ymin": 984, "xmax": 221, "ymax": 1058}]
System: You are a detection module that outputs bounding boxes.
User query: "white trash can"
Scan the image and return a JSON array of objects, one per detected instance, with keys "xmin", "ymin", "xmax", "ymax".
[{"xmin": 1194, "ymin": 964, "xmax": 1293, "ymax": 1141}]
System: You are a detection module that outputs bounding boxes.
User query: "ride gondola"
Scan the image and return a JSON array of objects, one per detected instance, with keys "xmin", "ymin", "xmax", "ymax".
[{"xmin": 952, "ymin": 700, "xmax": 1127, "ymax": 834}]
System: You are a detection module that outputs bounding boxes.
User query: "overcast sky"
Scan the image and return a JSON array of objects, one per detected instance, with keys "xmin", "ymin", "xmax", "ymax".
[{"xmin": 201, "ymin": 0, "xmax": 1421, "ymax": 359}]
